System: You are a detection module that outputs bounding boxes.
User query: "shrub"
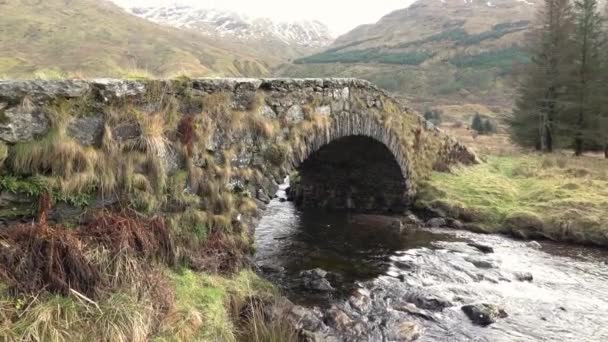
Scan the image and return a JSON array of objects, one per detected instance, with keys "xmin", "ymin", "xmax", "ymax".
[
  {"xmin": 424, "ymin": 109, "xmax": 442, "ymax": 125},
  {"xmin": 263, "ymin": 143, "xmax": 290, "ymax": 168},
  {"xmin": 471, "ymin": 114, "xmax": 497, "ymax": 135}
]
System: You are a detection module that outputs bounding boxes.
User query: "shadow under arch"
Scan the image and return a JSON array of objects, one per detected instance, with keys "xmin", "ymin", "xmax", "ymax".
[{"xmin": 289, "ymin": 112, "xmax": 412, "ymax": 213}]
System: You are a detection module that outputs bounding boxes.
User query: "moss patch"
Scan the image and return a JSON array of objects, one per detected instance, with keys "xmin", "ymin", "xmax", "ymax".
[{"xmin": 417, "ymin": 154, "xmax": 608, "ymax": 245}]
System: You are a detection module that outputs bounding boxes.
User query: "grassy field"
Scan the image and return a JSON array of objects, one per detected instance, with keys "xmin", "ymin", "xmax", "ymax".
[{"xmin": 417, "ymin": 153, "xmax": 608, "ymax": 246}]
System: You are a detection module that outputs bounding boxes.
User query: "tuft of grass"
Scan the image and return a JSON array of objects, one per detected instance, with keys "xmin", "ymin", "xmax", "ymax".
[
  {"xmin": 9, "ymin": 122, "xmax": 105, "ymax": 195},
  {"xmin": 233, "ymin": 298, "xmax": 299, "ymax": 342},
  {"xmin": 0, "ymin": 288, "xmax": 157, "ymax": 342},
  {"xmin": 157, "ymin": 269, "xmax": 276, "ymax": 342},
  {"xmin": 131, "ymin": 114, "xmax": 170, "ymax": 159},
  {"xmin": 418, "ymin": 153, "xmax": 608, "ymax": 245}
]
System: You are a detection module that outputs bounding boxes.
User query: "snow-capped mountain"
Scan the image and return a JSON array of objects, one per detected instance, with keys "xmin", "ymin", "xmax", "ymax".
[{"xmin": 127, "ymin": 5, "xmax": 333, "ymax": 49}]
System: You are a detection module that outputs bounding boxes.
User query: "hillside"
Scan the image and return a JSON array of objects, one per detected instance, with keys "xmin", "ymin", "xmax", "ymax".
[
  {"xmin": 0, "ymin": 0, "xmax": 275, "ymax": 79},
  {"xmin": 278, "ymin": 0, "xmax": 538, "ymax": 114},
  {"xmin": 125, "ymin": 4, "xmax": 333, "ymax": 61}
]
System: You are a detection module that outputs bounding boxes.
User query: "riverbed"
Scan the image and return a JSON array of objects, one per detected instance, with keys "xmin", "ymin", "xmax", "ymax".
[{"xmin": 254, "ymin": 183, "xmax": 608, "ymax": 341}]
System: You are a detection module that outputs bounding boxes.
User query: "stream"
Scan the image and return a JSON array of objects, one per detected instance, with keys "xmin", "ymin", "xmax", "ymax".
[{"xmin": 254, "ymin": 183, "xmax": 608, "ymax": 341}]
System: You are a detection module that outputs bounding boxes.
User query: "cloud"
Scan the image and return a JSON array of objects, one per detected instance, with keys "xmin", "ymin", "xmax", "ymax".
[{"xmin": 111, "ymin": 0, "xmax": 416, "ymax": 35}]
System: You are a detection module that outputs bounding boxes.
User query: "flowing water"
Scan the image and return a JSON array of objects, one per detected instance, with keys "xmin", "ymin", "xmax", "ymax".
[{"xmin": 254, "ymin": 183, "xmax": 608, "ymax": 341}]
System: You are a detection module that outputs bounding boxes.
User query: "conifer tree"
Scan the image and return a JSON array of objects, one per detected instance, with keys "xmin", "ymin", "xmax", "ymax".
[
  {"xmin": 511, "ymin": 0, "xmax": 574, "ymax": 152},
  {"xmin": 471, "ymin": 114, "xmax": 484, "ymax": 134},
  {"xmin": 568, "ymin": 0, "xmax": 604, "ymax": 156}
]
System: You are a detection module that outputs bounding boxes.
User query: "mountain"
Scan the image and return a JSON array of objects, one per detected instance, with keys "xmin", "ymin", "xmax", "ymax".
[
  {"xmin": 278, "ymin": 0, "xmax": 539, "ymax": 114},
  {"xmin": 0, "ymin": 0, "xmax": 275, "ymax": 79},
  {"xmin": 124, "ymin": 4, "xmax": 334, "ymax": 59}
]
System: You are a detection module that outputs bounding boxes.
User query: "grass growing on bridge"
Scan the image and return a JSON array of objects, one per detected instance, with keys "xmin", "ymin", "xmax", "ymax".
[{"xmin": 418, "ymin": 154, "xmax": 608, "ymax": 246}]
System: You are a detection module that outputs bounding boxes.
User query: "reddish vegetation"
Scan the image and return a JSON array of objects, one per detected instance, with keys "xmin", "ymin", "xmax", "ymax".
[
  {"xmin": 0, "ymin": 192, "xmax": 247, "ymax": 297},
  {"xmin": 0, "ymin": 194, "xmax": 176, "ymax": 297},
  {"xmin": 0, "ymin": 225, "xmax": 101, "ymax": 297},
  {"xmin": 191, "ymin": 230, "xmax": 249, "ymax": 274},
  {"xmin": 84, "ymin": 211, "xmax": 175, "ymax": 265},
  {"xmin": 177, "ymin": 115, "xmax": 197, "ymax": 157}
]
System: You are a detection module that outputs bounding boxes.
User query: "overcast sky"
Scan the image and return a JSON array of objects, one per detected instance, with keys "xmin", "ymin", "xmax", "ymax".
[{"xmin": 111, "ymin": 0, "xmax": 417, "ymax": 35}]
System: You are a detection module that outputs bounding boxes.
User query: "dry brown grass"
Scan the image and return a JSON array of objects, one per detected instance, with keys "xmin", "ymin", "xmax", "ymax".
[
  {"xmin": 440, "ymin": 125, "xmax": 521, "ymax": 157},
  {"xmin": 84, "ymin": 211, "xmax": 175, "ymax": 265},
  {"xmin": 0, "ymin": 224, "xmax": 101, "ymax": 297}
]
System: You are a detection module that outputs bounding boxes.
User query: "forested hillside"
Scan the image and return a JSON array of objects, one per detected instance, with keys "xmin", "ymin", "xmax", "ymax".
[{"xmin": 278, "ymin": 0, "xmax": 537, "ymax": 112}]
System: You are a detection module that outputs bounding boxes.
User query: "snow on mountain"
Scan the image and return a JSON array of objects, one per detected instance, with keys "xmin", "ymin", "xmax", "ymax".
[{"xmin": 127, "ymin": 5, "xmax": 334, "ymax": 49}]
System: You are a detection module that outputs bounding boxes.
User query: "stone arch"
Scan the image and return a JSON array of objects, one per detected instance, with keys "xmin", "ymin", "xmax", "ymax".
[{"xmin": 289, "ymin": 112, "xmax": 413, "ymax": 214}]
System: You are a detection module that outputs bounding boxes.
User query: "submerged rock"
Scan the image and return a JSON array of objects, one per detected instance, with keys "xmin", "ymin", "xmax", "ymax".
[
  {"xmin": 349, "ymin": 214, "xmax": 404, "ymax": 234},
  {"xmin": 403, "ymin": 289, "xmax": 453, "ymax": 311},
  {"xmin": 526, "ymin": 241, "xmax": 543, "ymax": 249},
  {"xmin": 461, "ymin": 303, "xmax": 508, "ymax": 326},
  {"xmin": 465, "ymin": 256, "xmax": 497, "ymax": 269},
  {"xmin": 394, "ymin": 303, "xmax": 436, "ymax": 321},
  {"xmin": 260, "ymin": 264, "xmax": 285, "ymax": 273},
  {"xmin": 514, "ymin": 271, "xmax": 534, "ymax": 282}
]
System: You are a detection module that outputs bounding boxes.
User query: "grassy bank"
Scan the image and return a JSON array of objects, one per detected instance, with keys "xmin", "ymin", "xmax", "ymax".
[
  {"xmin": 417, "ymin": 153, "xmax": 608, "ymax": 246},
  {"xmin": 0, "ymin": 268, "xmax": 294, "ymax": 342}
]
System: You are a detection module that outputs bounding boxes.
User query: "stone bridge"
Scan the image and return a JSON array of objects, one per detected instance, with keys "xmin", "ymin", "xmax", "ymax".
[{"xmin": 0, "ymin": 78, "xmax": 476, "ymax": 224}]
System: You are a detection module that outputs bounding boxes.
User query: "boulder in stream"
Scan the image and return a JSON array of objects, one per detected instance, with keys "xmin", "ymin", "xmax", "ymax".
[
  {"xmin": 468, "ymin": 242, "xmax": 494, "ymax": 254},
  {"xmin": 461, "ymin": 303, "xmax": 508, "ymax": 326},
  {"xmin": 514, "ymin": 271, "xmax": 534, "ymax": 282},
  {"xmin": 300, "ymin": 268, "xmax": 335, "ymax": 292}
]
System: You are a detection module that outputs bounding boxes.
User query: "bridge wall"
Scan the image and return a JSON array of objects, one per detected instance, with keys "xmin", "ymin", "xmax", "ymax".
[{"xmin": 0, "ymin": 78, "xmax": 476, "ymax": 225}]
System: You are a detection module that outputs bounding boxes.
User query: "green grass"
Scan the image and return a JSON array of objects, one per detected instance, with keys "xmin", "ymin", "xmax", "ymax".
[
  {"xmin": 156, "ymin": 269, "xmax": 277, "ymax": 342},
  {"xmin": 418, "ymin": 154, "xmax": 608, "ymax": 245},
  {"xmin": 0, "ymin": 270, "xmax": 280, "ymax": 342}
]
